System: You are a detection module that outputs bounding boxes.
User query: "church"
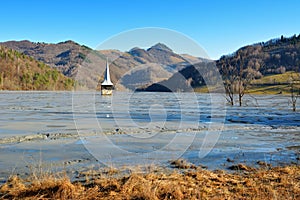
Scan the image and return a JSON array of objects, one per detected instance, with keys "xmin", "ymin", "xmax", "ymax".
[{"xmin": 101, "ymin": 58, "xmax": 114, "ymax": 95}]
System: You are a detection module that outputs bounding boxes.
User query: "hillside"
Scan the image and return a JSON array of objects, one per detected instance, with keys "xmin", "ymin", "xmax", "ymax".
[
  {"xmin": 0, "ymin": 40, "xmax": 93, "ymax": 78},
  {"xmin": 217, "ymin": 34, "xmax": 300, "ymax": 77},
  {"xmin": 142, "ymin": 34, "xmax": 300, "ymax": 93},
  {"xmin": 3, "ymin": 34, "xmax": 299, "ymax": 92},
  {"xmin": 247, "ymin": 71, "xmax": 300, "ymax": 94},
  {"xmin": 99, "ymin": 43, "xmax": 204, "ymax": 90},
  {"xmin": 0, "ymin": 41, "xmax": 203, "ymax": 90},
  {"xmin": 0, "ymin": 46, "xmax": 75, "ymax": 90}
]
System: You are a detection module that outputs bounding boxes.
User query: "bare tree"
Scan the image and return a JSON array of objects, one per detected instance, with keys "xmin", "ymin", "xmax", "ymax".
[
  {"xmin": 235, "ymin": 53, "xmax": 254, "ymax": 106},
  {"xmin": 225, "ymin": 78, "xmax": 235, "ymax": 105},
  {"xmin": 220, "ymin": 61, "xmax": 237, "ymax": 105},
  {"xmin": 219, "ymin": 52, "xmax": 255, "ymax": 106},
  {"xmin": 290, "ymin": 71, "xmax": 300, "ymax": 112},
  {"xmin": 236, "ymin": 54, "xmax": 244, "ymax": 106}
]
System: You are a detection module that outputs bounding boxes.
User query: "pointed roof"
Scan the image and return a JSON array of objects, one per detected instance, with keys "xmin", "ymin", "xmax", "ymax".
[{"xmin": 101, "ymin": 58, "xmax": 113, "ymax": 86}]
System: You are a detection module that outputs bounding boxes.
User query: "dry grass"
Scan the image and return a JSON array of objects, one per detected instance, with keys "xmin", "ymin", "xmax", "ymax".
[
  {"xmin": 0, "ymin": 164, "xmax": 299, "ymax": 200},
  {"xmin": 195, "ymin": 71, "xmax": 300, "ymax": 95},
  {"xmin": 251, "ymin": 71, "xmax": 300, "ymax": 85}
]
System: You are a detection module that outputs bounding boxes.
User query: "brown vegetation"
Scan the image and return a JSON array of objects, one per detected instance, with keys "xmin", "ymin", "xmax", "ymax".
[
  {"xmin": 1, "ymin": 165, "xmax": 299, "ymax": 199},
  {"xmin": 218, "ymin": 34, "xmax": 300, "ymax": 105},
  {"xmin": 0, "ymin": 46, "xmax": 75, "ymax": 90},
  {"xmin": 1, "ymin": 34, "xmax": 300, "ymax": 92},
  {"xmin": 0, "ymin": 40, "xmax": 203, "ymax": 91}
]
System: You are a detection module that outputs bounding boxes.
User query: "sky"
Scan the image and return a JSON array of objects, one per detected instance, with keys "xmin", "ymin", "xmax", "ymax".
[{"xmin": 1, "ymin": 0, "xmax": 300, "ymax": 59}]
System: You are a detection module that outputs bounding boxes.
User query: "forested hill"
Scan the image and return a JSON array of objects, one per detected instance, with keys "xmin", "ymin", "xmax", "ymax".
[
  {"xmin": 1, "ymin": 34, "xmax": 299, "ymax": 91},
  {"xmin": 217, "ymin": 34, "xmax": 300, "ymax": 77},
  {"xmin": 141, "ymin": 34, "xmax": 300, "ymax": 92},
  {"xmin": 0, "ymin": 40, "xmax": 204, "ymax": 90},
  {"xmin": 0, "ymin": 46, "xmax": 75, "ymax": 90}
]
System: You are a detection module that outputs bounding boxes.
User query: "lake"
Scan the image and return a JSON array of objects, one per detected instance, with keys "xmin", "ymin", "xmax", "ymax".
[{"xmin": 0, "ymin": 91, "xmax": 299, "ymax": 180}]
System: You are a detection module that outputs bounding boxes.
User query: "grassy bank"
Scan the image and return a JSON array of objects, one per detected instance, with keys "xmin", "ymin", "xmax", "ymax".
[
  {"xmin": 1, "ymin": 164, "xmax": 299, "ymax": 199},
  {"xmin": 248, "ymin": 71, "xmax": 299, "ymax": 95},
  {"xmin": 195, "ymin": 72, "xmax": 300, "ymax": 95}
]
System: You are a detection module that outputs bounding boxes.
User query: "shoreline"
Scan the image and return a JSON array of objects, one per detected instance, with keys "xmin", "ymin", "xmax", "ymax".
[
  {"xmin": 0, "ymin": 91, "xmax": 299, "ymax": 199},
  {"xmin": 0, "ymin": 89, "xmax": 296, "ymax": 95},
  {"xmin": 1, "ymin": 163, "xmax": 299, "ymax": 199},
  {"xmin": 0, "ymin": 125, "xmax": 299, "ymax": 184}
]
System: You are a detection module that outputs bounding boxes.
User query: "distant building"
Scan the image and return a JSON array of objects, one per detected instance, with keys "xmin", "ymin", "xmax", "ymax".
[{"xmin": 101, "ymin": 58, "xmax": 113, "ymax": 95}]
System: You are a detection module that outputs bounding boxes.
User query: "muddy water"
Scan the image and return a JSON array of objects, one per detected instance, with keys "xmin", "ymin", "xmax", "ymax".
[{"xmin": 0, "ymin": 91, "xmax": 299, "ymax": 180}]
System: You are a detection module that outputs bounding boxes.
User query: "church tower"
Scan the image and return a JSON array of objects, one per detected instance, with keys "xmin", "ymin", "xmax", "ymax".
[{"xmin": 101, "ymin": 58, "xmax": 113, "ymax": 95}]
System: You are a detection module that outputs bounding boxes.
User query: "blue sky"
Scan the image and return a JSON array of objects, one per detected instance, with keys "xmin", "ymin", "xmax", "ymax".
[{"xmin": 1, "ymin": 0, "xmax": 299, "ymax": 59}]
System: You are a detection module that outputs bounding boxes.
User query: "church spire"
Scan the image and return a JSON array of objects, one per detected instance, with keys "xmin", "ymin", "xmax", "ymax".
[
  {"xmin": 101, "ymin": 58, "xmax": 113, "ymax": 86},
  {"xmin": 101, "ymin": 58, "xmax": 113, "ymax": 95}
]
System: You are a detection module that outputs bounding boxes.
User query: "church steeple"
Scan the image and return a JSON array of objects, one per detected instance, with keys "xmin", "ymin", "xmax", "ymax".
[
  {"xmin": 101, "ymin": 58, "xmax": 113, "ymax": 95},
  {"xmin": 101, "ymin": 58, "xmax": 113, "ymax": 86}
]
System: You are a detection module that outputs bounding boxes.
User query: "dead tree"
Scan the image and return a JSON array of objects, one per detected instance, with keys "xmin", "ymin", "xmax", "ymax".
[
  {"xmin": 290, "ymin": 72, "xmax": 300, "ymax": 112},
  {"xmin": 221, "ymin": 62, "xmax": 237, "ymax": 106},
  {"xmin": 236, "ymin": 55, "xmax": 244, "ymax": 107},
  {"xmin": 220, "ymin": 52, "xmax": 254, "ymax": 106},
  {"xmin": 235, "ymin": 53, "xmax": 254, "ymax": 106}
]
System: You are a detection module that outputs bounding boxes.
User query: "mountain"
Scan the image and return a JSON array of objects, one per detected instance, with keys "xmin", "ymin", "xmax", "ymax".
[
  {"xmin": 141, "ymin": 34, "xmax": 300, "ymax": 92},
  {"xmin": 137, "ymin": 61, "xmax": 218, "ymax": 92},
  {"xmin": 2, "ymin": 34, "xmax": 299, "ymax": 92},
  {"xmin": 217, "ymin": 34, "xmax": 300, "ymax": 77},
  {"xmin": 147, "ymin": 43, "xmax": 173, "ymax": 52},
  {"xmin": 105, "ymin": 43, "xmax": 204, "ymax": 90},
  {"xmin": 0, "ymin": 46, "xmax": 74, "ymax": 90},
  {"xmin": 0, "ymin": 41, "xmax": 203, "ymax": 90},
  {"xmin": 0, "ymin": 40, "xmax": 93, "ymax": 78}
]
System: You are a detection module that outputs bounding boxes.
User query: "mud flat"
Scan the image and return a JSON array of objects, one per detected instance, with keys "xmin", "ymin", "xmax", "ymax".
[
  {"xmin": 0, "ymin": 123, "xmax": 299, "ymax": 184},
  {"xmin": 0, "ymin": 92, "xmax": 299, "ymax": 185}
]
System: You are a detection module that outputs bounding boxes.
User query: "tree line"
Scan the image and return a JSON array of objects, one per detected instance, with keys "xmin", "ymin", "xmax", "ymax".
[
  {"xmin": 0, "ymin": 46, "xmax": 75, "ymax": 90},
  {"xmin": 216, "ymin": 34, "xmax": 300, "ymax": 111}
]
